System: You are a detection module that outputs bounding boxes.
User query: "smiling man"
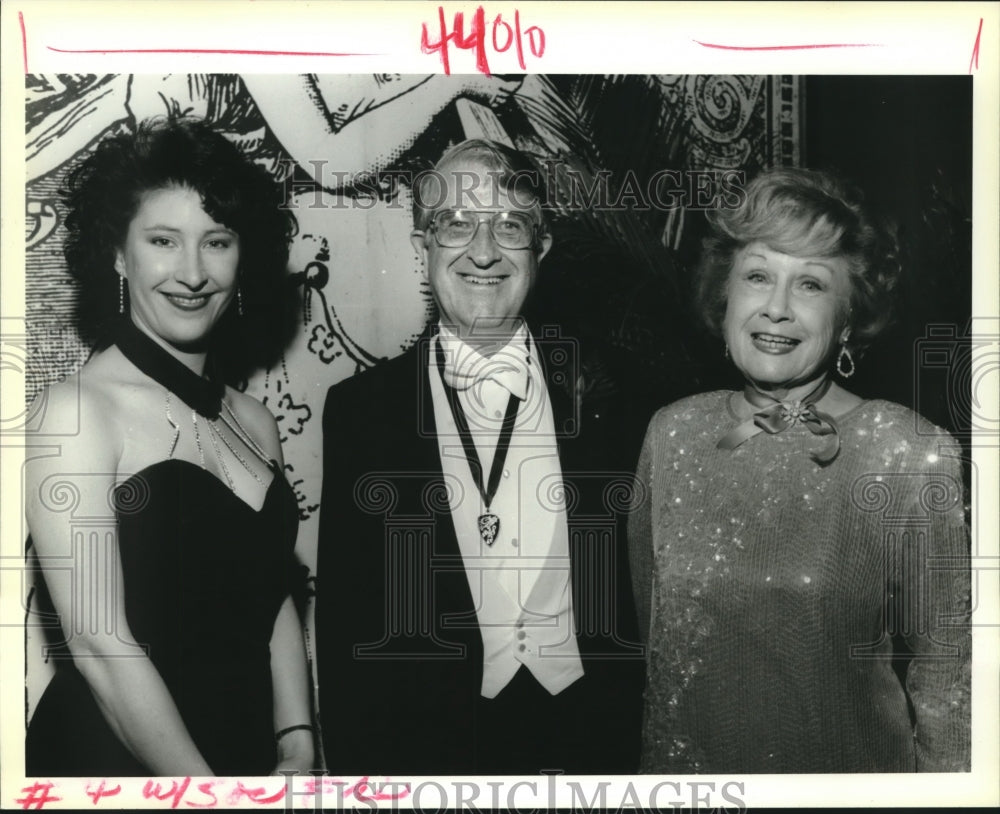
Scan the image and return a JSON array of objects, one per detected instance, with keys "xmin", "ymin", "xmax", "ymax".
[
  {"xmin": 315, "ymin": 140, "xmax": 644, "ymax": 776},
  {"xmin": 407, "ymin": 146, "xmax": 551, "ymax": 354}
]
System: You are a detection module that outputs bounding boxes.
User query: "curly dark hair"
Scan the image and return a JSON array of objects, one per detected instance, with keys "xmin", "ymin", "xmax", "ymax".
[
  {"xmin": 63, "ymin": 116, "xmax": 297, "ymax": 383},
  {"xmin": 695, "ymin": 167, "xmax": 901, "ymax": 351}
]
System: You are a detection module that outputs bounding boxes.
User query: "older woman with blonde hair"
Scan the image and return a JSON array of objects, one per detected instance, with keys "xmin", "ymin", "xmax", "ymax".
[{"xmin": 630, "ymin": 167, "xmax": 971, "ymax": 773}]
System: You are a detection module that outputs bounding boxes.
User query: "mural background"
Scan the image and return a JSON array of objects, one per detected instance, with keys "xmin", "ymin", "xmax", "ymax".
[{"xmin": 23, "ymin": 73, "xmax": 973, "ymax": 720}]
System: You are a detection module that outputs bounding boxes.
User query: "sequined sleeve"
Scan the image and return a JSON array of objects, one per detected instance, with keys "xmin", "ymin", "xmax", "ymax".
[
  {"xmin": 895, "ymin": 426, "xmax": 972, "ymax": 771},
  {"xmin": 629, "ymin": 411, "xmax": 662, "ymax": 651}
]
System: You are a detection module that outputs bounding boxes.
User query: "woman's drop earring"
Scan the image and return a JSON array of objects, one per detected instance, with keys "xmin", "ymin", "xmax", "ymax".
[{"xmin": 836, "ymin": 345, "xmax": 855, "ymax": 378}]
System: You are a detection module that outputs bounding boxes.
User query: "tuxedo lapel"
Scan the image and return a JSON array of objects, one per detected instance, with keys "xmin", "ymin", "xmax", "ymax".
[
  {"xmin": 531, "ymin": 327, "xmax": 581, "ymax": 466},
  {"xmin": 408, "ymin": 333, "xmax": 483, "ymax": 661},
  {"xmin": 412, "ymin": 331, "xmax": 447, "ymax": 470}
]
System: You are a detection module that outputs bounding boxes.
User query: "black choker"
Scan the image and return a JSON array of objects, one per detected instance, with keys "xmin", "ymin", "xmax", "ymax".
[{"xmin": 114, "ymin": 319, "xmax": 225, "ymax": 419}]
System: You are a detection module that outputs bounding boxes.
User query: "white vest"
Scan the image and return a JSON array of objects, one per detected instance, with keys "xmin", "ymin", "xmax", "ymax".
[{"xmin": 429, "ymin": 324, "xmax": 585, "ymax": 698}]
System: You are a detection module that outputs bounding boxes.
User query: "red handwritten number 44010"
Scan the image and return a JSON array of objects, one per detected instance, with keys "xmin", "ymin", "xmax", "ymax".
[{"xmin": 421, "ymin": 6, "xmax": 545, "ymax": 75}]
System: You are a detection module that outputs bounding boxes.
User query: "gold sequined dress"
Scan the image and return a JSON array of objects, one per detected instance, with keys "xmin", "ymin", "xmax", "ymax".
[{"xmin": 629, "ymin": 393, "xmax": 971, "ymax": 773}]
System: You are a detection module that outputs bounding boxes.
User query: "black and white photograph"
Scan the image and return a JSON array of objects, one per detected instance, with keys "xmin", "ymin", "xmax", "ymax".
[{"xmin": 2, "ymin": 2, "xmax": 997, "ymax": 810}]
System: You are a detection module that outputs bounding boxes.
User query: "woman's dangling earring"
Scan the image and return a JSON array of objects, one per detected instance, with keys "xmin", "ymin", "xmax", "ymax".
[
  {"xmin": 837, "ymin": 345, "xmax": 855, "ymax": 378},
  {"xmin": 119, "ymin": 276, "xmax": 126, "ymax": 314},
  {"xmin": 724, "ymin": 344, "xmax": 730, "ymax": 360},
  {"xmin": 236, "ymin": 285, "xmax": 244, "ymax": 317}
]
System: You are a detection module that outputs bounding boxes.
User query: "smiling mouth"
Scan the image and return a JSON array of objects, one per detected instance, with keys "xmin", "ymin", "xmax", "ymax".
[
  {"xmin": 163, "ymin": 293, "xmax": 212, "ymax": 311},
  {"xmin": 458, "ymin": 273, "xmax": 509, "ymax": 286},
  {"xmin": 751, "ymin": 332, "xmax": 800, "ymax": 352}
]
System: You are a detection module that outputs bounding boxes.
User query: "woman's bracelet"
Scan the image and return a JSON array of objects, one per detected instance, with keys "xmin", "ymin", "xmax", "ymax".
[{"xmin": 275, "ymin": 724, "xmax": 315, "ymax": 743}]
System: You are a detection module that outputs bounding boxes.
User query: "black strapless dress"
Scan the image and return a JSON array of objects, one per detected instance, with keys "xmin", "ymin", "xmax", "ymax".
[{"xmin": 26, "ymin": 459, "xmax": 300, "ymax": 776}]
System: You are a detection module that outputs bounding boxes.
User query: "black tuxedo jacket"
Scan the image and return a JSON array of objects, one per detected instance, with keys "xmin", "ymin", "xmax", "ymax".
[{"xmin": 316, "ymin": 327, "xmax": 645, "ymax": 775}]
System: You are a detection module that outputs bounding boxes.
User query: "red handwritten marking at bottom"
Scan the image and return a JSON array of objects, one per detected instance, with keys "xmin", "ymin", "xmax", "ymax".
[
  {"xmin": 14, "ymin": 782, "xmax": 60, "ymax": 810},
  {"xmin": 185, "ymin": 781, "xmax": 221, "ymax": 808},
  {"xmin": 143, "ymin": 777, "xmax": 191, "ymax": 810},
  {"xmin": 296, "ymin": 776, "xmax": 411, "ymax": 802},
  {"xmin": 19, "ymin": 11, "xmax": 28, "ymax": 72},
  {"xmin": 85, "ymin": 780, "xmax": 122, "ymax": 805},
  {"xmin": 360, "ymin": 779, "xmax": 412, "ymax": 802},
  {"xmin": 693, "ymin": 39, "xmax": 882, "ymax": 51},
  {"xmin": 969, "ymin": 17, "xmax": 983, "ymax": 73},
  {"xmin": 10, "ymin": 776, "xmax": 415, "ymax": 809},
  {"xmin": 227, "ymin": 780, "xmax": 286, "ymax": 806}
]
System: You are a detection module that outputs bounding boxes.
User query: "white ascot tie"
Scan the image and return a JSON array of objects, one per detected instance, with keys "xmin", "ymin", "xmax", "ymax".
[{"xmin": 438, "ymin": 328, "xmax": 531, "ymax": 401}]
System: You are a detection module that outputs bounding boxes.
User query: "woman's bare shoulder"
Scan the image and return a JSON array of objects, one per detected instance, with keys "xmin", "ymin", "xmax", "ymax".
[
  {"xmin": 223, "ymin": 388, "xmax": 282, "ymax": 463},
  {"xmin": 31, "ymin": 368, "xmax": 114, "ymax": 440},
  {"xmin": 29, "ymin": 348, "xmax": 154, "ymax": 456},
  {"xmin": 24, "ymin": 366, "xmax": 130, "ymax": 521}
]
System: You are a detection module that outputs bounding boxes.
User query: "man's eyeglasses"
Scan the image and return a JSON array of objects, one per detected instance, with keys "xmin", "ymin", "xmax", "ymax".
[{"xmin": 427, "ymin": 209, "xmax": 540, "ymax": 250}]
